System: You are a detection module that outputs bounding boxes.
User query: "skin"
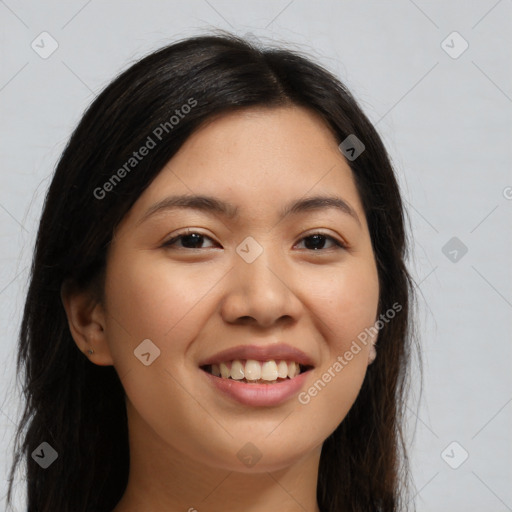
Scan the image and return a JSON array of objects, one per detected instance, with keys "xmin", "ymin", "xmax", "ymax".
[{"xmin": 62, "ymin": 106, "xmax": 380, "ymax": 512}]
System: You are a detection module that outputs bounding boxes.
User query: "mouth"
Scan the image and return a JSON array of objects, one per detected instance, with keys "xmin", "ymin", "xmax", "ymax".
[{"xmin": 200, "ymin": 359, "xmax": 314, "ymax": 384}]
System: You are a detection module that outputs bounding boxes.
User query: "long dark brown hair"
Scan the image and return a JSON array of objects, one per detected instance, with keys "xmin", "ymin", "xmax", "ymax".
[{"xmin": 6, "ymin": 30, "xmax": 420, "ymax": 512}]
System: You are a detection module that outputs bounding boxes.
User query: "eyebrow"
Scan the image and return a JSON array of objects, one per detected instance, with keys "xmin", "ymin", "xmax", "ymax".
[{"xmin": 137, "ymin": 194, "xmax": 361, "ymax": 227}]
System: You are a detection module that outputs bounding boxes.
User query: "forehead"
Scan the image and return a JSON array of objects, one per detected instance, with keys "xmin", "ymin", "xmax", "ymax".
[
  {"xmin": 171, "ymin": 105, "xmax": 341, "ymax": 172},
  {"xmin": 123, "ymin": 106, "xmax": 366, "ymax": 226}
]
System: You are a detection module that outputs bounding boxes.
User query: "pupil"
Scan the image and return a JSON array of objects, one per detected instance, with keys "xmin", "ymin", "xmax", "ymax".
[
  {"xmin": 182, "ymin": 233, "xmax": 203, "ymax": 248},
  {"xmin": 305, "ymin": 234, "xmax": 325, "ymax": 250}
]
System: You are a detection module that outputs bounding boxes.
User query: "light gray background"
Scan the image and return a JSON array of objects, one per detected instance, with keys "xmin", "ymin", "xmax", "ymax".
[{"xmin": 1, "ymin": 1, "xmax": 511, "ymax": 510}]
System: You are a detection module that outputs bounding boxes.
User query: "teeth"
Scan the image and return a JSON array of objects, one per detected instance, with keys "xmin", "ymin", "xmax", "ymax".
[
  {"xmin": 219, "ymin": 362, "xmax": 230, "ymax": 378},
  {"xmin": 277, "ymin": 360, "xmax": 288, "ymax": 378},
  {"xmin": 231, "ymin": 360, "xmax": 245, "ymax": 380},
  {"xmin": 261, "ymin": 361, "xmax": 278, "ymax": 381},
  {"xmin": 244, "ymin": 360, "xmax": 261, "ymax": 380},
  {"xmin": 207, "ymin": 359, "xmax": 303, "ymax": 381}
]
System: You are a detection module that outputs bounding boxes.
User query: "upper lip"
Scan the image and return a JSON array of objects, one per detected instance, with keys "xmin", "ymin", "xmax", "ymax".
[{"xmin": 198, "ymin": 343, "xmax": 315, "ymax": 368}]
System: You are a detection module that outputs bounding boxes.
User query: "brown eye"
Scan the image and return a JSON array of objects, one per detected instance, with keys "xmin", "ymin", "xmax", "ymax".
[
  {"xmin": 296, "ymin": 234, "xmax": 345, "ymax": 251},
  {"xmin": 163, "ymin": 232, "xmax": 218, "ymax": 249}
]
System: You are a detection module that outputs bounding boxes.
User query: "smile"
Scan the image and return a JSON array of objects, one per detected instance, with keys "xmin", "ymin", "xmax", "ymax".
[{"xmin": 201, "ymin": 359, "xmax": 313, "ymax": 384}]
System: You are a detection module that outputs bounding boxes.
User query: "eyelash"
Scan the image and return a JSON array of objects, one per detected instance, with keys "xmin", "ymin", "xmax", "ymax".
[{"xmin": 162, "ymin": 230, "xmax": 347, "ymax": 251}]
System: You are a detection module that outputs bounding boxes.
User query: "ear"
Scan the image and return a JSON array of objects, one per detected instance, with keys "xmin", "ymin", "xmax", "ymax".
[
  {"xmin": 60, "ymin": 279, "xmax": 114, "ymax": 366},
  {"xmin": 367, "ymin": 343, "xmax": 377, "ymax": 365}
]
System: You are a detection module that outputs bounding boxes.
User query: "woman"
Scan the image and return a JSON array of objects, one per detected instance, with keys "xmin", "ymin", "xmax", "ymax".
[{"xmin": 7, "ymin": 31, "xmax": 419, "ymax": 512}]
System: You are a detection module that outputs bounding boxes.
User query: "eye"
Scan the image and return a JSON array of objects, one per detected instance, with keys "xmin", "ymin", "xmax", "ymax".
[
  {"xmin": 295, "ymin": 233, "xmax": 346, "ymax": 251},
  {"xmin": 162, "ymin": 231, "xmax": 219, "ymax": 249},
  {"xmin": 161, "ymin": 231, "xmax": 346, "ymax": 251}
]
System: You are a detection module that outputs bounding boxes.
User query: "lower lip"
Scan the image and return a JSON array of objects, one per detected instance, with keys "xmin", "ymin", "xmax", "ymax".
[{"xmin": 201, "ymin": 369, "xmax": 311, "ymax": 407}]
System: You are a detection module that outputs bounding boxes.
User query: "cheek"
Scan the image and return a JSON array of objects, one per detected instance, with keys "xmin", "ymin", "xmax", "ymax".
[
  {"xmin": 294, "ymin": 257, "xmax": 379, "ymax": 425},
  {"xmin": 307, "ymin": 256, "xmax": 380, "ymax": 350},
  {"xmin": 101, "ymin": 253, "xmax": 228, "ymax": 453},
  {"xmin": 103, "ymin": 251, "xmax": 227, "ymax": 346},
  {"xmin": 299, "ymin": 258, "xmax": 379, "ymax": 408}
]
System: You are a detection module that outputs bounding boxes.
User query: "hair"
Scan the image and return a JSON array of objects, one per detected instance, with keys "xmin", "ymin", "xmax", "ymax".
[{"xmin": 7, "ymin": 30, "xmax": 420, "ymax": 512}]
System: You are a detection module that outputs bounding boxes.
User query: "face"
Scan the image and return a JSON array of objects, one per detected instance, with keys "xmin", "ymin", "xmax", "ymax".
[{"xmin": 97, "ymin": 106, "xmax": 379, "ymax": 472}]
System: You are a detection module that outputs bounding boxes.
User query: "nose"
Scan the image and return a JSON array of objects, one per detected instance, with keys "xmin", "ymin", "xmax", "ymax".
[{"xmin": 220, "ymin": 244, "xmax": 302, "ymax": 328}]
